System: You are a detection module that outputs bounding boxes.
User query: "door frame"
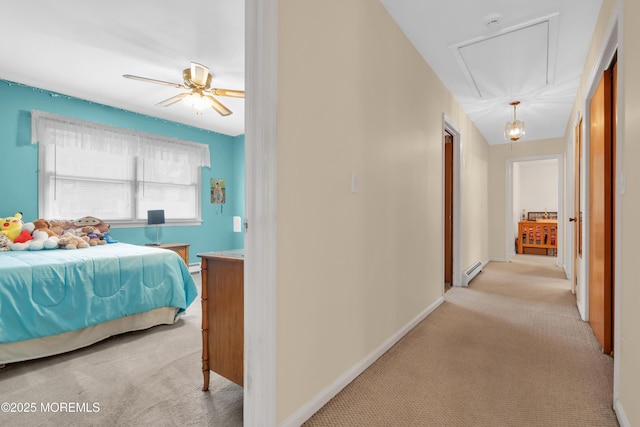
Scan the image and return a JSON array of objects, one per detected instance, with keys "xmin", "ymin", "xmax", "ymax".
[
  {"xmin": 443, "ymin": 115, "xmax": 462, "ymax": 287},
  {"xmin": 580, "ymin": 11, "xmax": 620, "ymax": 412},
  {"xmin": 245, "ymin": 0, "xmax": 278, "ymax": 425},
  {"xmin": 505, "ymin": 155, "xmax": 564, "ymax": 267}
]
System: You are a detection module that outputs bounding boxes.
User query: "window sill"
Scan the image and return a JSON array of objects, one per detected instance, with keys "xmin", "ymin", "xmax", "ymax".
[{"xmin": 109, "ymin": 220, "xmax": 203, "ymax": 228}]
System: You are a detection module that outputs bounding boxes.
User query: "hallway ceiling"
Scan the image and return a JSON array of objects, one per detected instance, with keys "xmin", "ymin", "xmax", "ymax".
[
  {"xmin": 381, "ymin": 0, "xmax": 603, "ymax": 144},
  {"xmin": 0, "ymin": 1, "xmax": 602, "ymax": 143}
]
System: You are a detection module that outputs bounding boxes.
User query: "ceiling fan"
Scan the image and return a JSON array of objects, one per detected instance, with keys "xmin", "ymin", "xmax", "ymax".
[{"xmin": 123, "ymin": 62, "xmax": 244, "ymax": 116}]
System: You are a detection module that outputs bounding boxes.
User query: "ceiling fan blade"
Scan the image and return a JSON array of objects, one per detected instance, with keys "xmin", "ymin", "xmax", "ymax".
[
  {"xmin": 190, "ymin": 62, "xmax": 210, "ymax": 87},
  {"xmin": 206, "ymin": 95, "xmax": 232, "ymax": 116},
  {"xmin": 123, "ymin": 74, "xmax": 185, "ymax": 89},
  {"xmin": 157, "ymin": 92, "xmax": 189, "ymax": 107},
  {"xmin": 210, "ymin": 88, "xmax": 245, "ymax": 98}
]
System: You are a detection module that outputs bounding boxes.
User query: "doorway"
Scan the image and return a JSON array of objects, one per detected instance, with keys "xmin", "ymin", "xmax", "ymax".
[
  {"xmin": 444, "ymin": 130, "xmax": 453, "ymax": 291},
  {"xmin": 508, "ymin": 156, "xmax": 562, "ymax": 264},
  {"xmin": 443, "ymin": 116, "xmax": 462, "ymax": 288}
]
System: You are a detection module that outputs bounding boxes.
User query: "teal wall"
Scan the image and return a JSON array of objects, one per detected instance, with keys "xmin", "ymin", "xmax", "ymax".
[{"xmin": 0, "ymin": 80, "xmax": 244, "ymax": 263}]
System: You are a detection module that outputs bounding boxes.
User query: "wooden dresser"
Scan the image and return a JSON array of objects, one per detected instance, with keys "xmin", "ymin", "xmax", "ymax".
[
  {"xmin": 145, "ymin": 242, "xmax": 190, "ymax": 265},
  {"xmin": 197, "ymin": 250, "xmax": 244, "ymax": 390}
]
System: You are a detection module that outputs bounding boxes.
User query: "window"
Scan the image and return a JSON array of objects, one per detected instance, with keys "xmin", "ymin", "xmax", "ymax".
[{"xmin": 31, "ymin": 111, "xmax": 210, "ymax": 226}]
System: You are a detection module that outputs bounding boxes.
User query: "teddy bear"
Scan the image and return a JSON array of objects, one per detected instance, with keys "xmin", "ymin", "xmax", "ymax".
[
  {"xmin": 79, "ymin": 225, "xmax": 106, "ymax": 246},
  {"xmin": 33, "ymin": 218, "xmax": 58, "ymax": 237},
  {"xmin": 57, "ymin": 230, "xmax": 90, "ymax": 250},
  {"xmin": 49, "ymin": 219, "xmax": 76, "ymax": 236}
]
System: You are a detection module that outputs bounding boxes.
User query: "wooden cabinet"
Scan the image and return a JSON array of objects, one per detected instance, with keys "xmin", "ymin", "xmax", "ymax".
[
  {"xmin": 198, "ymin": 250, "xmax": 244, "ymax": 390},
  {"xmin": 146, "ymin": 242, "xmax": 190, "ymax": 265},
  {"xmin": 517, "ymin": 221, "xmax": 557, "ymax": 255}
]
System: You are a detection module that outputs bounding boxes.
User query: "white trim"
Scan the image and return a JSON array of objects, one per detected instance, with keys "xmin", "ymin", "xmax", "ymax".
[
  {"xmin": 614, "ymin": 396, "xmax": 631, "ymax": 427},
  {"xmin": 279, "ymin": 296, "xmax": 446, "ymax": 427},
  {"xmin": 444, "ymin": 115, "xmax": 463, "ymax": 287},
  {"xmin": 245, "ymin": 0, "xmax": 278, "ymax": 425}
]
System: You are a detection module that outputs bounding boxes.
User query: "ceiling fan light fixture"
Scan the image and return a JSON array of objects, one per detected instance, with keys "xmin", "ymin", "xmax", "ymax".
[
  {"xmin": 504, "ymin": 101, "xmax": 525, "ymax": 141},
  {"xmin": 123, "ymin": 61, "xmax": 243, "ymax": 117},
  {"xmin": 182, "ymin": 91, "xmax": 213, "ymax": 114}
]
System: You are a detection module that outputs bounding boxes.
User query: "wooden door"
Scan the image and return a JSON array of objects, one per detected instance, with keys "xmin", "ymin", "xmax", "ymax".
[
  {"xmin": 588, "ymin": 67, "xmax": 614, "ymax": 354},
  {"xmin": 444, "ymin": 132, "xmax": 453, "ymax": 285},
  {"xmin": 572, "ymin": 119, "xmax": 583, "ymax": 294}
]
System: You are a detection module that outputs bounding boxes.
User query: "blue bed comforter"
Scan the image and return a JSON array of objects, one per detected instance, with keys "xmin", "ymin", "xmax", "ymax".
[{"xmin": 0, "ymin": 243, "xmax": 198, "ymax": 344}]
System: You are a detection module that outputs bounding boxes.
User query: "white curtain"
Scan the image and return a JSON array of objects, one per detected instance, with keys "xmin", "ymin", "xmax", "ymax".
[
  {"xmin": 31, "ymin": 111, "xmax": 211, "ymax": 167},
  {"xmin": 31, "ymin": 110, "xmax": 209, "ymax": 222}
]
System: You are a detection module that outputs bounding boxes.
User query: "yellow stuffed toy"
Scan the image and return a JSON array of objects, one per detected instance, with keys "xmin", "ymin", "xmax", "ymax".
[{"xmin": 0, "ymin": 212, "xmax": 25, "ymax": 242}]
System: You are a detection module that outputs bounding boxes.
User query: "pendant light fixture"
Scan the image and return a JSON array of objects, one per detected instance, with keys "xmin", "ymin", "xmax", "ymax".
[{"xmin": 504, "ymin": 101, "xmax": 525, "ymax": 141}]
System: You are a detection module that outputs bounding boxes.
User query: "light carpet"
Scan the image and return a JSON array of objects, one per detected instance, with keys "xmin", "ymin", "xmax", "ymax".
[
  {"xmin": 304, "ymin": 256, "xmax": 618, "ymax": 426},
  {"xmin": 0, "ymin": 272, "xmax": 243, "ymax": 427}
]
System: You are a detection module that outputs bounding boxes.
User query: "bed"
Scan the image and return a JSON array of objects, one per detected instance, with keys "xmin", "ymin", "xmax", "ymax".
[{"xmin": 0, "ymin": 242, "xmax": 198, "ymax": 364}]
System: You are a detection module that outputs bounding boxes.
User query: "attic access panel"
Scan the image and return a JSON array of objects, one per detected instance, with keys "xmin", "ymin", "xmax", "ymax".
[{"xmin": 452, "ymin": 15, "xmax": 558, "ymax": 99}]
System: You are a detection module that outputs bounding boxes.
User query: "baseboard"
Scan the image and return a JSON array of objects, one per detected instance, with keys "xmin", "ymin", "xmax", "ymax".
[
  {"xmin": 614, "ymin": 397, "xmax": 630, "ymax": 427},
  {"xmin": 279, "ymin": 296, "xmax": 445, "ymax": 427},
  {"xmin": 489, "ymin": 257, "xmax": 508, "ymax": 263},
  {"xmin": 577, "ymin": 299, "xmax": 587, "ymax": 321}
]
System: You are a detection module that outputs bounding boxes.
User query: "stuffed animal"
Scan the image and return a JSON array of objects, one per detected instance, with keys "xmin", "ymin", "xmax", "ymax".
[
  {"xmin": 74, "ymin": 216, "xmax": 110, "ymax": 234},
  {"xmin": 33, "ymin": 218, "xmax": 58, "ymax": 237},
  {"xmin": 11, "ymin": 229, "xmax": 59, "ymax": 251},
  {"xmin": 1, "ymin": 212, "xmax": 26, "ymax": 242},
  {"xmin": 103, "ymin": 231, "xmax": 118, "ymax": 244},
  {"xmin": 57, "ymin": 230, "xmax": 90, "ymax": 250},
  {"xmin": 79, "ymin": 225, "xmax": 106, "ymax": 246},
  {"xmin": 49, "ymin": 219, "xmax": 75, "ymax": 236},
  {"xmin": 0, "ymin": 234, "xmax": 12, "ymax": 251},
  {"xmin": 10, "ymin": 222, "xmax": 58, "ymax": 251},
  {"xmin": 11, "ymin": 222, "xmax": 33, "ymax": 246}
]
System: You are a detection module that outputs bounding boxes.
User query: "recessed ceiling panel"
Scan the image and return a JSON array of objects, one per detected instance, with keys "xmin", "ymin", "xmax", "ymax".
[{"xmin": 453, "ymin": 16, "xmax": 557, "ymax": 99}]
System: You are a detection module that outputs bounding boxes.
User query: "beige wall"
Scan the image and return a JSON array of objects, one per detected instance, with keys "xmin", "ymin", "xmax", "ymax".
[
  {"xmin": 488, "ymin": 138, "xmax": 565, "ymax": 261},
  {"xmin": 619, "ymin": 0, "xmax": 640, "ymax": 424},
  {"xmin": 276, "ymin": 0, "xmax": 489, "ymax": 422}
]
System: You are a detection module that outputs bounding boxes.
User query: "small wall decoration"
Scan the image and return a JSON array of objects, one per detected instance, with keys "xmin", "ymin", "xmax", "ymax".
[{"xmin": 211, "ymin": 179, "xmax": 226, "ymax": 204}]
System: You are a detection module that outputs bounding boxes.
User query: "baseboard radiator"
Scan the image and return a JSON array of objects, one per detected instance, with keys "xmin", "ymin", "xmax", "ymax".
[{"xmin": 463, "ymin": 261, "xmax": 483, "ymax": 286}]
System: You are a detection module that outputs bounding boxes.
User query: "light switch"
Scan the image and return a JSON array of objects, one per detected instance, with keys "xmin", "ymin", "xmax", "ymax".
[
  {"xmin": 233, "ymin": 216, "xmax": 242, "ymax": 232},
  {"xmin": 351, "ymin": 173, "xmax": 359, "ymax": 193}
]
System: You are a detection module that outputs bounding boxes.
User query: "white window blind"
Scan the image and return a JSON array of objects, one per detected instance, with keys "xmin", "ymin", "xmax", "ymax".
[{"xmin": 31, "ymin": 111, "xmax": 210, "ymax": 225}]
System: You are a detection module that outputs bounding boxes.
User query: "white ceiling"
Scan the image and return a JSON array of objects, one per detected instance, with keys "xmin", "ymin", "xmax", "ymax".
[
  {"xmin": 381, "ymin": 0, "xmax": 603, "ymax": 144},
  {"xmin": 0, "ymin": 1, "xmax": 602, "ymax": 143}
]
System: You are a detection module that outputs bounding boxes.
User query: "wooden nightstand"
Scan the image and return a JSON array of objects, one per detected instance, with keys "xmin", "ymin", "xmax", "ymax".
[{"xmin": 146, "ymin": 242, "xmax": 190, "ymax": 265}]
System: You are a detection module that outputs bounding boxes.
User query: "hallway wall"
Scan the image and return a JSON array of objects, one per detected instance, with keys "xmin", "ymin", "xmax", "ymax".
[
  {"xmin": 618, "ymin": 1, "xmax": 640, "ymax": 424},
  {"xmin": 275, "ymin": 0, "xmax": 490, "ymax": 423}
]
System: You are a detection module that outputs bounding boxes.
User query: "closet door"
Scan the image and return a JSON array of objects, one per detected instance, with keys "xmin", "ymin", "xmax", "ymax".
[{"xmin": 588, "ymin": 67, "xmax": 614, "ymax": 354}]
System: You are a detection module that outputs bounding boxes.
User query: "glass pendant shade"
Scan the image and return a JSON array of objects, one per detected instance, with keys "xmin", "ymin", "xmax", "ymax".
[
  {"xmin": 182, "ymin": 90, "xmax": 213, "ymax": 114},
  {"xmin": 504, "ymin": 119, "xmax": 525, "ymax": 141},
  {"xmin": 504, "ymin": 101, "xmax": 525, "ymax": 141}
]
